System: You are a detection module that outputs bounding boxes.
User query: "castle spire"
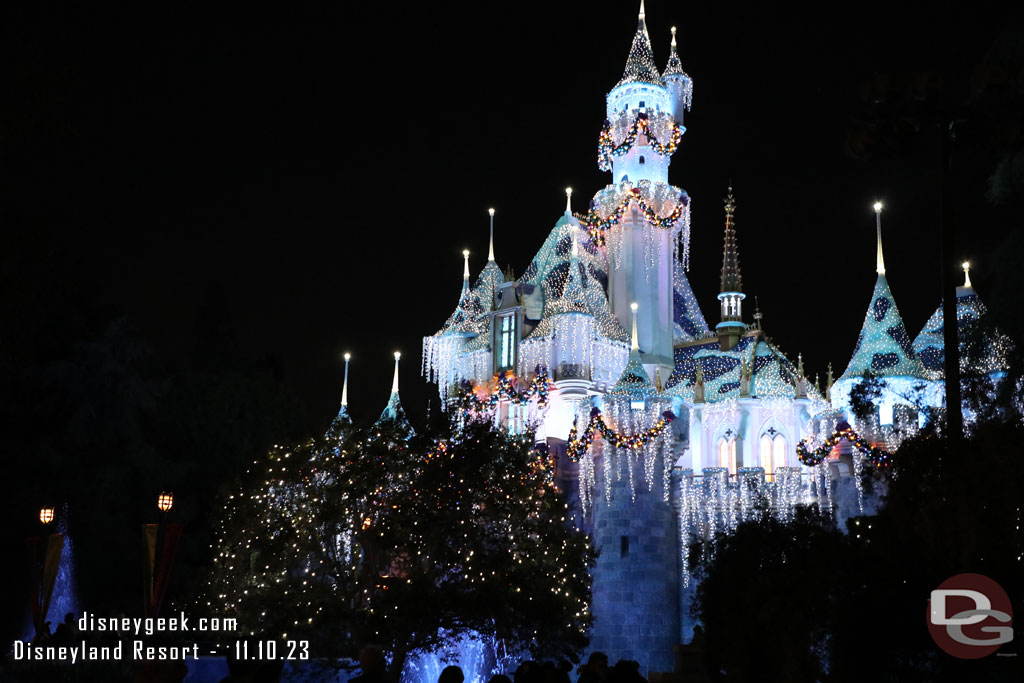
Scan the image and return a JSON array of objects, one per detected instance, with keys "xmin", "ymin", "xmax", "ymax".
[
  {"xmin": 616, "ymin": 0, "xmax": 661, "ymax": 86},
  {"xmin": 716, "ymin": 187, "xmax": 747, "ymax": 351},
  {"xmin": 378, "ymin": 351, "xmax": 412, "ymax": 431},
  {"xmin": 488, "ymin": 209, "xmax": 496, "ymax": 262},
  {"xmin": 341, "ymin": 352, "xmax": 351, "ymax": 407},
  {"xmin": 391, "ymin": 351, "xmax": 401, "ymax": 394},
  {"xmin": 962, "ymin": 260, "xmax": 972, "ymax": 288},
  {"xmin": 663, "ymin": 26, "xmax": 686, "ymax": 77},
  {"xmin": 873, "ymin": 201, "xmax": 886, "ymax": 275},
  {"xmin": 720, "ymin": 188, "xmax": 742, "ymax": 293}
]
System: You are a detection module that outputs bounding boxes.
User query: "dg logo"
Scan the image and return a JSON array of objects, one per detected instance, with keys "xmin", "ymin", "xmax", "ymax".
[{"xmin": 927, "ymin": 573, "xmax": 1013, "ymax": 659}]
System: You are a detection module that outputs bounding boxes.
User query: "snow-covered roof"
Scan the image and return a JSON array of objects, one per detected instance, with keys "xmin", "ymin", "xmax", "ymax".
[
  {"xmin": 666, "ymin": 332, "xmax": 826, "ymax": 406},
  {"xmin": 838, "ymin": 274, "xmax": 926, "ymax": 383},
  {"xmin": 521, "ymin": 214, "xmax": 625, "ymax": 342},
  {"xmin": 673, "ymin": 262, "xmax": 709, "ymax": 343},
  {"xmin": 912, "ymin": 286, "xmax": 1012, "ymax": 379}
]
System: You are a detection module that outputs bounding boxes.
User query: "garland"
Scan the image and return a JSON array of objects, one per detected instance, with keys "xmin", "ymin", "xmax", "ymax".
[
  {"xmin": 796, "ymin": 423, "xmax": 891, "ymax": 467},
  {"xmin": 566, "ymin": 406, "xmax": 676, "ymax": 462},
  {"xmin": 585, "ymin": 187, "xmax": 688, "ymax": 245},
  {"xmin": 597, "ymin": 113, "xmax": 683, "ymax": 171},
  {"xmin": 456, "ymin": 367, "xmax": 553, "ymax": 411}
]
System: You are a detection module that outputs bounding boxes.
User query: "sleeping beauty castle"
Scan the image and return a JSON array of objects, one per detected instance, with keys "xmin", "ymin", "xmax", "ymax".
[{"xmin": 339, "ymin": 0, "xmax": 1014, "ymax": 673}]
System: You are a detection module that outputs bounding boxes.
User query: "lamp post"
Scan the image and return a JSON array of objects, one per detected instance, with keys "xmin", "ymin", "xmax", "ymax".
[
  {"xmin": 143, "ymin": 492, "xmax": 182, "ymax": 619},
  {"xmin": 28, "ymin": 506, "xmax": 65, "ymax": 639}
]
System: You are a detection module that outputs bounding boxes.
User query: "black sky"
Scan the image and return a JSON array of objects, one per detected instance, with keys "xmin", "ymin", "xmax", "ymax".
[{"xmin": 0, "ymin": 0, "xmax": 1017, "ymax": 428}]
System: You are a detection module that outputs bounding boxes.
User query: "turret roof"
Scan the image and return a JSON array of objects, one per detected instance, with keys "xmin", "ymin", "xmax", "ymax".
[
  {"xmin": 838, "ymin": 273, "xmax": 927, "ymax": 382},
  {"xmin": 616, "ymin": 1, "xmax": 662, "ymax": 87}
]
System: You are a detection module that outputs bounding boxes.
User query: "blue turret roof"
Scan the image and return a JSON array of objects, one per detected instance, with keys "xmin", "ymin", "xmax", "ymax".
[
  {"xmin": 838, "ymin": 274, "xmax": 926, "ymax": 382},
  {"xmin": 673, "ymin": 261, "xmax": 710, "ymax": 343},
  {"xmin": 609, "ymin": 347, "xmax": 658, "ymax": 399},
  {"xmin": 912, "ymin": 285, "xmax": 1012, "ymax": 379}
]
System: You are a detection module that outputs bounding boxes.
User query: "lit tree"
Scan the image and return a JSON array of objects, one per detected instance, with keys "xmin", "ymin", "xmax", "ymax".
[{"xmin": 199, "ymin": 412, "xmax": 595, "ymax": 673}]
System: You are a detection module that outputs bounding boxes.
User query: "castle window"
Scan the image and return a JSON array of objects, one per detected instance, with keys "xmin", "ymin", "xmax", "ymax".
[
  {"xmin": 495, "ymin": 313, "xmax": 517, "ymax": 372},
  {"xmin": 639, "ymin": 156, "xmax": 645, "ymax": 165},
  {"xmin": 639, "ymin": 100, "xmax": 645, "ymax": 110},
  {"xmin": 879, "ymin": 402, "xmax": 894, "ymax": 426},
  {"xmin": 507, "ymin": 402, "xmax": 524, "ymax": 435},
  {"xmin": 772, "ymin": 434, "xmax": 787, "ymax": 470},
  {"xmin": 620, "ymin": 536, "xmax": 630, "ymax": 557},
  {"xmin": 718, "ymin": 438, "xmax": 737, "ymax": 475},
  {"xmin": 760, "ymin": 435, "xmax": 773, "ymax": 481}
]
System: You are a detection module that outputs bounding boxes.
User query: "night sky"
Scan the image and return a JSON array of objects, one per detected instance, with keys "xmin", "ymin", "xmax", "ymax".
[{"xmin": 1, "ymin": 0, "xmax": 1017, "ymax": 429}]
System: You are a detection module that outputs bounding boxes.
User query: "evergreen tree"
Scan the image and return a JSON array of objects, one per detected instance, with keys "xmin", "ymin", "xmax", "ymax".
[{"xmin": 199, "ymin": 412, "xmax": 595, "ymax": 673}]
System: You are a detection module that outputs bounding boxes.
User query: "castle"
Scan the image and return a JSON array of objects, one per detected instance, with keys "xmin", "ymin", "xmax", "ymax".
[{"xmin": 333, "ymin": 0, "xmax": 1012, "ymax": 672}]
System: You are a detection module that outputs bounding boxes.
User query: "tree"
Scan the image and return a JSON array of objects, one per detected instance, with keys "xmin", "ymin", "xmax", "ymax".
[
  {"xmin": 199, "ymin": 412, "xmax": 595, "ymax": 674},
  {"xmin": 691, "ymin": 421, "xmax": 1024, "ymax": 682}
]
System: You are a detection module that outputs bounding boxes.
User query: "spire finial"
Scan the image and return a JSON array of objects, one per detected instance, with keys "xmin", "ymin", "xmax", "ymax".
[
  {"xmin": 630, "ymin": 302, "xmax": 639, "ymax": 351},
  {"xmin": 670, "ymin": 25, "xmax": 677, "ymax": 49},
  {"xmin": 565, "ymin": 187, "xmax": 572, "ymax": 215},
  {"xmin": 391, "ymin": 351, "xmax": 401, "ymax": 394},
  {"xmin": 962, "ymin": 260, "xmax": 972, "ymax": 288},
  {"xmin": 753, "ymin": 296, "xmax": 763, "ymax": 329},
  {"xmin": 797, "ymin": 353, "xmax": 804, "ymax": 378},
  {"xmin": 462, "ymin": 250, "xmax": 471, "ymax": 292},
  {"xmin": 638, "ymin": 0, "xmax": 647, "ymax": 32},
  {"xmin": 873, "ymin": 201, "xmax": 886, "ymax": 275},
  {"xmin": 341, "ymin": 352, "xmax": 351, "ymax": 407},
  {"xmin": 487, "ymin": 209, "xmax": 496, "ymax": 262}
]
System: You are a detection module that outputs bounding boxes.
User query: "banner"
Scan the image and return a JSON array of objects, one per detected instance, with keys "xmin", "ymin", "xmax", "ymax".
[{"xmin": 142, "ymin": 523, "xmax": 183, "ymax": 618}]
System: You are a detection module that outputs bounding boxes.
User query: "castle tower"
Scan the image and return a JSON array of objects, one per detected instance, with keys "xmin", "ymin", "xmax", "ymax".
[
  {"xmin": 661, "ymin": 26, "xmax": 693, "ymax": 126},
  {"xmin": 598, "ymin": 0, "xmax": 689, "ymax": 380},
  {"xmin": 716, "ymin": 188, "xmax": 746, "ymax": 351},
  {"xmin": 590, "ymin": 301, "xmax": 680, "ymax": 673}
]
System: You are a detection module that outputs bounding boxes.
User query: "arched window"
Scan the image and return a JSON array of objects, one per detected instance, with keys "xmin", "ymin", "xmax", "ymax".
[
  {"xmin": 772, "ymin": 434, "xmax": 787, "ymax": 470},
  {"xmin": 760, "ymin": 434, "xmax": 773, "ymax": 481},
  {"xmin": 638, "ymin": 155, "xmax": 645, "ymax": 165},
  {"xmin": 718, "ymin": 438, "xmax": 730, "ymax": 470}
]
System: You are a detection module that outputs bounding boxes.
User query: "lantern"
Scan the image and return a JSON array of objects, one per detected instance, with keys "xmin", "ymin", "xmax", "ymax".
[
  {"xmin": 39, "ymin": 507, "xmax": 55, "ymax": 525},
  {"xmin": 157, "ymin": 492, "xmax": 174, "ymax": 512}
]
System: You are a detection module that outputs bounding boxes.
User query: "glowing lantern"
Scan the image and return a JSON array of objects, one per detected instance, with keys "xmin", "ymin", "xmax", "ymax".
[
  {"xmin": 39, "ymin": 507, "xmax": 55, "ymax": 525},
  {"xmin": 157, "ymin": 492, "xmax": 174, "ymax": 512}
]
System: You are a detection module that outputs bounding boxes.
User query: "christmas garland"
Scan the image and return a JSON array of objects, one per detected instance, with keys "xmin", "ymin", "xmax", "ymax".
[
  {"xmin": 796, "ymin": 423, "xmax": 891, "ymax": 467},
  {"xmin": 456, "ymin": 367, "xmax": 554, "ymax": 411},
  {"xmin": 566, "ymin": 406, "xmax": 676, "ymax": 461},
  {"xmin": 585, "ymin": 187, "xmax": 688, "ymax": 245},
  {"xmin": 597, "ymin": 113, "xmax": 683, "ymax": 171}
]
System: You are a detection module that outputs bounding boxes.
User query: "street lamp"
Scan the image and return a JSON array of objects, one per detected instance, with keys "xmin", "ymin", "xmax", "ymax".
[
  {"xmin": 39, "ymin": 507, "xmax": 55, "ymax": 525},
  {"xmin": 157, "ymin": 492, "xmax": 174, "ymax": 513}
]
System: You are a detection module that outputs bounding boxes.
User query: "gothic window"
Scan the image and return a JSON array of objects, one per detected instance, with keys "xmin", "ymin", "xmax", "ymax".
[
  {"xmin": 718, "ymin": 437, "xmax": 737, "ymax": 475},
  {"xmin": 495, "ymin": 313, "xmax": 517, "ymax": 372},
  {"xmin": 639, "ymin": 156, "xmax": 645, "ymax": 165},
  {"xmin": 772, "ymin": 434, "xmax": 787, "ymax": 470},
  {"xmin": 760, "ymin": 434, "xmax": 773, "ymax": 481}
]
